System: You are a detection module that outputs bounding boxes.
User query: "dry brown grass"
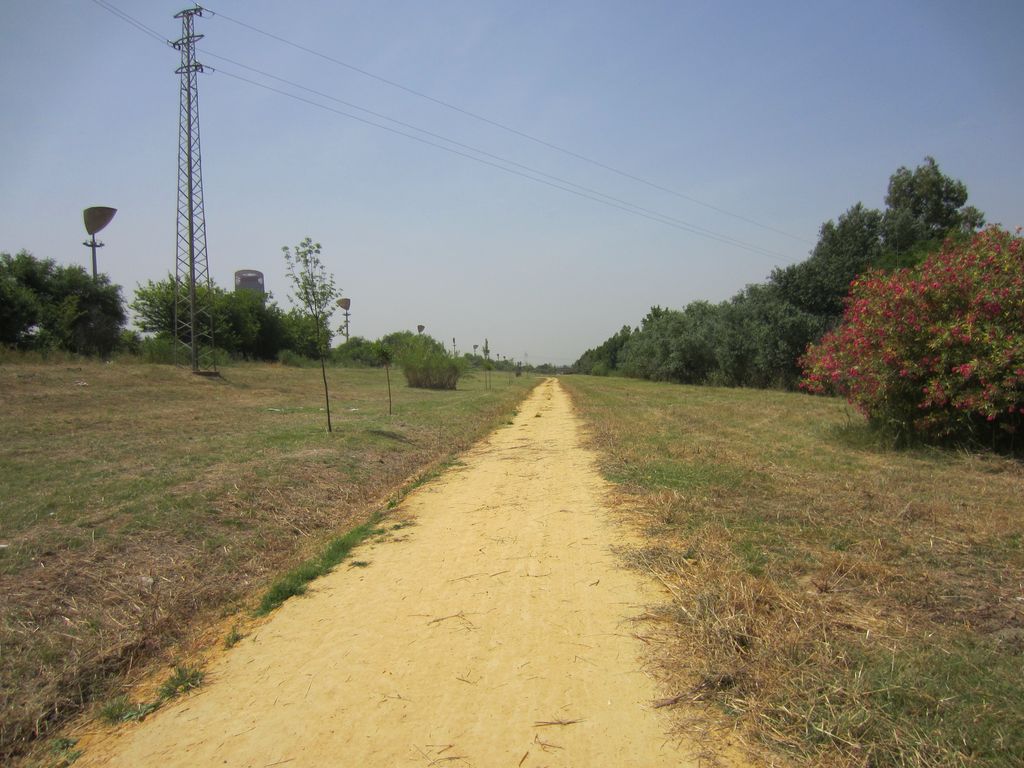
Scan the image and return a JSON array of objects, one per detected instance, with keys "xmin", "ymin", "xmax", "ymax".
[
  {"xmin": 562, "ymin": 375, "xmax": 1023, "ymax": 767},
  {"xmin": 0, "ymin": 357, "xmax": 536, "ymax": 762}
]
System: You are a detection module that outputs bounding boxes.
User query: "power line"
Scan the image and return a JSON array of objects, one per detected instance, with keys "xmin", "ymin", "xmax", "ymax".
[
  {"xmin": 212, "ymin": 66, "xmax": 788, "ymax": 259},
  {"xmin": 200, "ymin": 50, "xmax": 791, "ymax": 260},
  {"xmin": 87, "ymin": 0, "xmax": 795, "ymax": 259},
  {"xmin": 204, "ymin": 4, "xmax": 811, "ymax": 245},
  {"xmin": 88, "ymin": 0, "xmax": 170, "ymax": 46}
]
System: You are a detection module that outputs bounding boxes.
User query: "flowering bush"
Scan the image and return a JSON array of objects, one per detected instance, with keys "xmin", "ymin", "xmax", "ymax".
[{"xmin": 801, "ymin": 226, "xmax": 1024, "ymax": 445}]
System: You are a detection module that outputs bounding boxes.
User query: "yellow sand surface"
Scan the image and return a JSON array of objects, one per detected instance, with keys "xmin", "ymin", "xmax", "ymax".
[{"xmin": 79, "ymin": 378, "xmax": 740, "ymax": 767}]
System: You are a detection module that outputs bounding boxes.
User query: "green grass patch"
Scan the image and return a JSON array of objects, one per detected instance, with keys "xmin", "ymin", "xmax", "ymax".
[
  {"xmin": 256, "ymin": 515, "xmax": 384, "ymax": 615},
  {"xmin": 158, "ymin": 665, "xmax": 204, "ymax": 700},
  {"xmin": 96, "ymin": 663, "xmax": 204, "ymax": 734},
  {"xmin": 48, "ymin": 736, "xmax": 83, "ymax": 766},
  {"xmin": 98, "ymin": 696, "xmax": 159, "ymax": 725},
  {"xmin": 224, "ymin": 625, "xmax": 245, "ymax": 649},
  {"xmin": 608, "ymin": 459, "xmax": 747, "ymax": 492}
]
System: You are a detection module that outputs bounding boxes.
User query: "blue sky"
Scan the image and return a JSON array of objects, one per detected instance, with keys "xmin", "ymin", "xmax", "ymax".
[{"xmin": 2, "ymin": 1, "xmax": 1021, "ymax": 365}]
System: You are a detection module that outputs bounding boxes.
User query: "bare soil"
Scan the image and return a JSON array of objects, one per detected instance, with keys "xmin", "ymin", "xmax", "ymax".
[{"xmin": 73, "ymin": 379, "xmax": 749, "ymax": 767}]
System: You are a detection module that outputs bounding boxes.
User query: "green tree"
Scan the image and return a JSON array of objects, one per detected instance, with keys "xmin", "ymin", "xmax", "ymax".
[
  {"xmin": 572, "ymin": 159, "xmax": 987, "ymax": 393},
  {"xmin": 771, "ymin": 203, "xmax": 884, "ymax": 319},
  {"xmin": 131, "ymin": 276, "xmax": 291, "ymax": 360},
  {"xmin": 283, "ymin": 237, "xmax": 339, "ymax": 432},
  {"xmin": 620, "ymin": 304, "xmax": 719, "ymax": 384},
  {"xmin": 0, "ymin": 250, "xmax": 125, "ymax": 356},
  {"xmin": 45, "ymin": 268, "xmax": 125, "ymax": 356},
  {"xmin": 718, "ymin": 284, "xmax": 824, "ymax": 388},
  {"xmin": 0, "ymin": 256, "xmax": 40, "ymax": 346},
  {"xmin": 333, "ymin": 336, "xmax": 383, "ymax": 367},
  {"xmin": 130, "ymin": 276, "xmax": 177, "ymax": 336},
  {"xmin": 882, "ymin": 156, "xmax": 985, "ymax": 265},
  {"xmin": 574, "ymin": 325, "xmax": 633, "ymax": 375}
]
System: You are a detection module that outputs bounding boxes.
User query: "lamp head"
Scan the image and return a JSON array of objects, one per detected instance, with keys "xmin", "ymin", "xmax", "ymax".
[{"xmin": 83, "ymin": 206, "xmax": 117, "ymax": 236}]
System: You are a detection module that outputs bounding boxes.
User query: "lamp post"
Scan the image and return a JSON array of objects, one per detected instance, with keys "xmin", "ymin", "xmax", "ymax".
[
  {"xmin": 82, "ymin": 206, "xmax": 117, "ymax": 281},
  {"xmin": 336, "ymin": 297, "xmax": 351, "ymax": 341}
]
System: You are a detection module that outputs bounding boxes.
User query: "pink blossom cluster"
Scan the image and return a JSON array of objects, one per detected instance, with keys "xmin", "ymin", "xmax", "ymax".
[{"xmin": 800, "ymin": 227, "xmax": 1024, "ymax": 440}]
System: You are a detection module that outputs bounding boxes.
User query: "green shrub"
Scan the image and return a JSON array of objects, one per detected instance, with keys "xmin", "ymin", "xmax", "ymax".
[
  {"xmin": 139, "ymin": 335, "xmax": 176, "ymax": 364},
  {"xmin": 398, "ymin": 337, "xmax": 465, "ymax": 390}
]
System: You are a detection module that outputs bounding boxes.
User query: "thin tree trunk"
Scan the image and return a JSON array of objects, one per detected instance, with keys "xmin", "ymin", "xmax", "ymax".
[
  {"xmin": 320, "ymin": 354, "xmax": 332, "ymax": 432},
  {"xmin": 313, "ymin": 312, "xmax": 332, "ymax": 433},
  {"xmin": 385, "ymin": 364, "xmax": 392, "ymax": 416}
]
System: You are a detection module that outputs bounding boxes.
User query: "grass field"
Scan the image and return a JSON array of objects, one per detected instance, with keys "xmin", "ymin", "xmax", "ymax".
[
  {"xmin": 561, "ymin": 375, "xmax": 1023, "ymax": 768},
  {"xmin": 0, "ymin": 356, "xmax": 536, "ymax": 761}
]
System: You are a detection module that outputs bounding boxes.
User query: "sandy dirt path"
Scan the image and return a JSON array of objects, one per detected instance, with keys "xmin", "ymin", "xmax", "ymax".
[{"xmin": 80, "ymin": 378, "xmax": 722, "ymax": 767}]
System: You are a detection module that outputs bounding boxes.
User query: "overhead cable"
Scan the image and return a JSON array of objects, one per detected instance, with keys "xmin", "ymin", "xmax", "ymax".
[
  {"xmin": 89, "ymin": 0, "xmax": 171, "ymax": 46},
  {"xmin": 87, "ymin": 0, "xmax": 795, "ymax": 259},
  {"xmin": 204, "ymin": 4, "xmax": 811, "ymax": 244},
  {"xmin": 213, "ymin": 66, "xmax": 788, "ymax": 259},
  {"xmin": 201, "ymin": 50, "xmax": 790, "ymax": 260}
]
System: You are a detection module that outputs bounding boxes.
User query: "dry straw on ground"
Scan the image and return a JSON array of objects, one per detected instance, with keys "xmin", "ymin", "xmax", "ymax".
[
  {"xmin": 563, "ymin": 375, "xmax": 1024, "ymax": 768},
  {"xmin": 0, "ymin": 359, "xmax": 534, "ymax": 763}
]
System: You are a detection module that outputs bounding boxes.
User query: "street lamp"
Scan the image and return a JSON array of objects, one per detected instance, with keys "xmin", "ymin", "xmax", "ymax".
[
  {"xmin": 82, "ymin": 206, "xmax": 116, "ymax": 281},
  {"xmin": 336, "ymin": 297, "xmax": 351, "ymax": 341}
]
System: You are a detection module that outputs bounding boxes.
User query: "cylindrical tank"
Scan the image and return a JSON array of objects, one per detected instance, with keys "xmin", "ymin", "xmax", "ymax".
[{"xmin": 234, "ymin": 270, "xmax": 265, "ymax": 294}]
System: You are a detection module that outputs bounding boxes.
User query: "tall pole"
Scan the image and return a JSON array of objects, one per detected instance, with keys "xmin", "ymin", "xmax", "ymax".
[
  {"xmin": 82, "ymin": 207, "xmax": 115, "ymax": 283},
  {"xmin": 82, "ymin": 235, "xmax": 102, "ymax": 281},
  {"xmin": 172, "ymin": 6, "xmax": 216, "ymax": 374}
]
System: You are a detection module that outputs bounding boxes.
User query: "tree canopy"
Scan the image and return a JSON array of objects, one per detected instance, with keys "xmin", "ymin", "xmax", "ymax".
[
  {"xmin": 1, "ymin": 250, "xmax": 126, "ymax": 356},
  {"xmin": 573, "ymin": 157, "xmax": 987, "ymax": 390},
  {"xmin": 130, "ymin": 276, "xmax": 309, "ymax": 361}
]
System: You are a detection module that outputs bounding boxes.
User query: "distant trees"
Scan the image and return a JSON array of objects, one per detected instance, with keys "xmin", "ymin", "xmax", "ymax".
[
  {"xmin": 574, "ymin": 325, "xmax": 633, "ymax": 376},
  {"xmin": 331, "ymin": 336, "xmax": 383, "ymax": 367},
  {"xmin": 131, "ymin": 276, "xmax": 306, "ymax": 361},
  {"xmin": 574, "ymin": 157, "xmax": 987, "ymax": 390},
  {"xmin": 1, "ymin": 250, "xmax": 126, "ymax": 356}
]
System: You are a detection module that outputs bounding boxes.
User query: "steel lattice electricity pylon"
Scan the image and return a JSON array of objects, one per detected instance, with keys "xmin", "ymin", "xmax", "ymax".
[{"xmin": 172, "ymin": 6, "xmax": 216, "ymax": 374}]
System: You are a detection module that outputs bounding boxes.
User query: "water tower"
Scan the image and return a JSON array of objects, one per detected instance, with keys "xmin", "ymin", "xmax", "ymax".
[{"xmin": 234, "ymin": 270, "xmax": 265, "ymax": 294}]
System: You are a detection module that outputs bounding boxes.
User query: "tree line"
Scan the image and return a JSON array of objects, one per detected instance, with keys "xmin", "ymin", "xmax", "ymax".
[
  {"xmin": 574, "ymin": 157, "xmax": 986, "ymax": 389},
  {"xmin": 0, "ymin": 254, "xmax": 540, "ymax": 376}
]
